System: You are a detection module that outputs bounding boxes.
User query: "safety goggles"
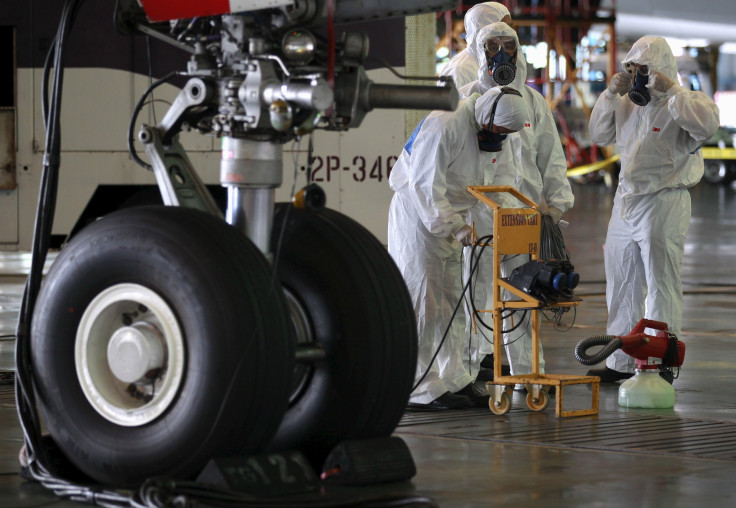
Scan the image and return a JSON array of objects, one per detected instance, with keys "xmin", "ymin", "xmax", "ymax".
[
  {"xmin": 483, "ymin": 36, "xmax": 517, "ymax": 56},
  {"xmin": 623, "ymin": 61, "xmax": 649, "ymax": 76}
]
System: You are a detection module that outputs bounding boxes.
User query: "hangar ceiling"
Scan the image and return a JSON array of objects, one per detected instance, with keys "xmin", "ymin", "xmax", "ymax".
[{"xmin": 610, "ymin": 0, "xmax": 736, "ymax": 45}]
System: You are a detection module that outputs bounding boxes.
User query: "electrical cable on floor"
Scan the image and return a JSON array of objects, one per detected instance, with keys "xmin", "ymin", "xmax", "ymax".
[{"xmin": 130, "ymin": 478, "xmax": 439, "ymax": 507}]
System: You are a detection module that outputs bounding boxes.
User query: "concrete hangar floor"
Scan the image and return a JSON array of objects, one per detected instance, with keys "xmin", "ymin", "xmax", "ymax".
[{"xmin": 1, "ymin": 180, "xmax": 736, "ymax": 507}]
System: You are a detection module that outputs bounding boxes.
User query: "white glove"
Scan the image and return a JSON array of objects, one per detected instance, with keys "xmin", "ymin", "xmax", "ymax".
[
  {"xmin": 608, "ymin": 72, "xmax": 631, "ymax": 96},
  {"xmin": 545, "ymin": 206, "xmax": 563, "ymax": 225},
  {"xmin": 453, "ymin": 225, "xmax": 474, "ymax": 247},
  {"xmin": 646, "ymin": 71, "xmax": 675, "ymax": 93}
]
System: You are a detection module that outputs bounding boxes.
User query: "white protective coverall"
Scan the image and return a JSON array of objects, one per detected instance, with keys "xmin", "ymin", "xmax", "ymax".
[
  {"xmin": 438, "ymin": 2, "xmax": 511, "ymax": 90},
  {"xmin": 388, "ymin": 89, "xmax": 527, "ymax": 404},
  {"xmin": 459, "ymin": 22, "xmax": 575, "ymax": 377},
  {"xmin": 589, "ymin": 36, "xmax": 719, "ymax": 372}
]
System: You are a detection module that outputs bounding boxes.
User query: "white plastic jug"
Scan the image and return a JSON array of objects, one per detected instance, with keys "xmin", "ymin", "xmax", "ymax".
[{"xmin": 618, "ymin": 369, "xmax": 675, "ymax": 408}]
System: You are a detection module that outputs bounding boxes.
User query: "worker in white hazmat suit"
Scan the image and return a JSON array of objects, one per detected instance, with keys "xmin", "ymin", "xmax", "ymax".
[
  {"xmin": 399, "ymin": 2, "xmax": 512, "ymax": 160},
  {"xmin": 458, "ymin": 22, "xmax": 574, "ymax": 385},
  {"xmin": 388, "ymin": 87, "xmax": 529, "ymax": 409},
  {"xmin": 588, "ymin": 36, "xmax": 719, "ymax": 382},
  {"xmin": 438, "ymin": 2, "xmax": 512, "ymax": 90}
]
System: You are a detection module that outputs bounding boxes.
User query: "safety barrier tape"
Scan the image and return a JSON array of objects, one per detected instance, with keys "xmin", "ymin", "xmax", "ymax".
[
  {"xmin": 702, "ymin": 147, "xmax": 736, "ymax": 160},
  {"xmin": 566, "ymin": 155, "xmax": 620, "ymax": 177},
  {"xmin": 566, "ymin": 148, "xmax": 736, "ymax": 177}
]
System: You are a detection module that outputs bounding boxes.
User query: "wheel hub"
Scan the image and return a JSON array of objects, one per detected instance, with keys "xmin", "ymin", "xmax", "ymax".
[
  {"xmin": 107, "ymin": 322, "xmax": 165, "ymax": 384},
  {"xmin": 75, "ymin": 283, "xmax": 185, "ymax": 427}
]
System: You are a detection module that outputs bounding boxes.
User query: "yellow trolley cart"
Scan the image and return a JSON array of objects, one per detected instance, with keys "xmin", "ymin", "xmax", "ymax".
[{"xmin": 466, "ymin": 185, "xmax": 600, "ymax": 418}]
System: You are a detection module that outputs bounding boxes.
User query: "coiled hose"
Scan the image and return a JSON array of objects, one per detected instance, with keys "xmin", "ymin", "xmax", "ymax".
[{"xmin": 574, "ymin": 335, "xmax": 623, "ymax": 365}]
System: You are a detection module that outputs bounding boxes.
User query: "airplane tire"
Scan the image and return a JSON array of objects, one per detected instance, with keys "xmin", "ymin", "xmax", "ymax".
[
  {"xmin": 31, "ymin": 206, "xmax": 295, "ymax": 485},
  {"xmin": 267, "ymin": 204, "xmax": 417, "ymax": 464}
]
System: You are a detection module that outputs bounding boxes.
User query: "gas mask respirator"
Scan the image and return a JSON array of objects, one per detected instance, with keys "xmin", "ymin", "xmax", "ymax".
[
  {"xmin": 488, "ymin": 49, "xmax": 516, "ymax": 86},
  {"xmin": 484, "ymin": 37, "xmax": 518, "ymax": 87},
  {"xmin": 477, "ymin": 129, "xmax": 507, "ymax": 152},
  {"xmin": 477, "ymin": 87, "xmax": 522, "ymax": 152},
  {"xmin": 628, "ymin": 70, "xmax": 651, "ymax": 107}
]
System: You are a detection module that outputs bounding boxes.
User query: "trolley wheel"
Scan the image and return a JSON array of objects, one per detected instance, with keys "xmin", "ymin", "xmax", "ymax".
[
  {"xmin": 505, "ymin": 385, "xmax": 515, "ymax": 396},
  {"xmin": 267, "ymin": 205, "xmax": 417, "ymax": 464},
  {"xmin": 489, "ymin": 391, "xmax": 512, "ymax": 415},
  {"xmin": 31, "ymin": 206, "xmax": 294, "ymax": 485},
  {"xmin": 526, "ymin": 388, "xmax": 550, "ymax": 412}
]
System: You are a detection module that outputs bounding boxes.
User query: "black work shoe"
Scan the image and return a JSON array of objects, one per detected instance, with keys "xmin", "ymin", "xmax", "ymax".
[
  {"xmin": 586, "ymin": 367, "xmax": 634, "ymax": 383},
  {"xmin": 480, "ymin": 354, "xmax": 495, "ymax": 369},
  {"xmin": 454, "ymin": 383, "xmax": 491, "ymax": 408},
  {"xmin": 476, "ymin": 355, "xmax": 511, "ymax": 381},
  {"xmin": 407, "ymin": 391, "xmax": 471, "ymax": 411}
]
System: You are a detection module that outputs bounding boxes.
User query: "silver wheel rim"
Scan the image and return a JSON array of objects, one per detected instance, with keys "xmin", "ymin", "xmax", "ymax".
[
  {"xmin": 75, "ymin": 283, "xmax": 185, "ymax": 426},
  {"xmin": 284, "ymin": 288, "xmax": 314, "ymax": 404}
]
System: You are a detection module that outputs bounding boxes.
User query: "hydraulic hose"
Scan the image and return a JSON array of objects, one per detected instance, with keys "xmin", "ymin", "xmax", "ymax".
[{"xmin": 574, "ymin": 335, "xmax": 623, "ymax": 365}]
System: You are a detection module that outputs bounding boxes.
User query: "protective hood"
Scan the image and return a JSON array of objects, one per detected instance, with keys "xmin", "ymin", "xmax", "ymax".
[
  {"xmin": 466, "ymin": 92, "xmax": 483, "ymax": 130},
  {"xmin": 474, "ymin": 22, "xmax": 527, "ymax": 92},
  {"xmin": 622, "ymin": 36, "xmax": 678, "ymax": 81},
  {"xmin": 474, "ymin": 87, "xmax": 528, "ymax": 132},
  {"xmin": 464, "ymin": 2, "xmax": 511, "ymax": 59},
  {"xmin": 622, "ymin": 36, "xmax": 679, "ymax": 101}
]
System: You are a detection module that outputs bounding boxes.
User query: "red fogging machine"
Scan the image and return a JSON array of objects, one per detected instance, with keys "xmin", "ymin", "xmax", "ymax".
[{"xmin": 575, "ymin": 319, "xmax": 685, "ymax": 372}]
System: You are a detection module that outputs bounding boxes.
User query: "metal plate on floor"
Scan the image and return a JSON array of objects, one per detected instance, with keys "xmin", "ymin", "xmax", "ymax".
[{"xmin": 398, "ymin": 408, "xmax": 736, "ymax": 462}]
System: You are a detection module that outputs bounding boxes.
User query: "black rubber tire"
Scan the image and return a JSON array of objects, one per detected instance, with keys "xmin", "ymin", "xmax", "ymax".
[
  {"xmin": 267, "ymin": 205, "xmax": 417, "ymax": 464},
  {"xmin": 31, "ymin": 206, "xmax": 295, "ymax": 486},
  {"xmin": 703, "ymin": 160, "xmax": 728, "ymax": 184},
  {"xmin": 727, "ymin": 162, "xmax": 736, "ymax": 184}
]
